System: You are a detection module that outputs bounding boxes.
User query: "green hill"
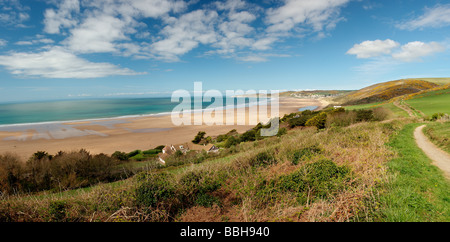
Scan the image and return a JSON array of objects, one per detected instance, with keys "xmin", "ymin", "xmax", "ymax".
[{"xmin": 336, "ymin": 79, "xmax": 438, "ymax": 106}]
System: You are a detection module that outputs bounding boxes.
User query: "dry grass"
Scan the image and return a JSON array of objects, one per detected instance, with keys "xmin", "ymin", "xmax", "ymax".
[{"xmin": 0, "ymin": 118, "xmax": 410, "ymax": 222}]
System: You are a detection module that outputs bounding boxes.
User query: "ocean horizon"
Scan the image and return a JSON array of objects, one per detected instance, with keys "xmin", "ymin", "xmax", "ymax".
[{"xmin": 0, "ymin": 97, "xmax": 270, "ymax": 126}]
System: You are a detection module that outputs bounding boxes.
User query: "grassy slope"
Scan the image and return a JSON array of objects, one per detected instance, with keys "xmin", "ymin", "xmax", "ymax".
[
  {"xmin": 416, "ymin": 78, "xmax": 450, "ymax": 86},
  {"xmin": 0, "ymin": 120, "xmax": 408, "ymax": 222},
  {"xmin": 1, "ymin": 119, "xmax": 449, "ymax": 222},
  {"xmin": 344, "ymin": 102, "xmax": 409, "ymax": 118},
  {"xmin": 424, "ymin": 122, "xmax": 450, "ymax": 153},
  {"xmin": 377, "ymin": 123, "xmax": 450, "ymax": 221},
  {"xmin": 336, "ymin": 80, "xmax": 438, "ymax": 105},
  {"xmin": 405, "ymin": 89, "xmax": 450, "ymax": 116}
]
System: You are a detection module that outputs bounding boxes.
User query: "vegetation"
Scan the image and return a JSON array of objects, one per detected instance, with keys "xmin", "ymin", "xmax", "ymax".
[
  {"xmin": 376, "ymin": 123, "xmax": 450, "ymax": 221},
  {"xmin": 405, "ymin": 90, "xmax": 450, "ymax": 117},
  {"xmin": 0, "ymin": 78, "xmax": 449, "ymax": 222},
  {"xmin": 0, "ymin": 118, "xmax": 412, "ymax": 222},
  {"xmin": 424, "ymin": 122, "xmax": 450, "ymax": 153},
  {"xmin": 192, "ymin": 131, "xmax": 207, "ymax": 144},
  {"xmin": 336, "ymin": 79, "xmax": 438, "ymax": 106}
]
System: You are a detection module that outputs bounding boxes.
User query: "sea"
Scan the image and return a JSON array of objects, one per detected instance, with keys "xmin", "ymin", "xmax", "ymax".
[{"xmin": 0, "ymin": 97, "xmax": 266, "ymax": 126}]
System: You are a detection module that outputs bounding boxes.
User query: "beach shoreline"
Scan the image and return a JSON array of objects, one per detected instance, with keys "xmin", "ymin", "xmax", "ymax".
[{"xmin": 0, "ymin": 97, "xmax": 325, "ymax": 160}]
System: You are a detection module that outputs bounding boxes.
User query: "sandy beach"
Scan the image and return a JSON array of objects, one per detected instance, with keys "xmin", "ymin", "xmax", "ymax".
[{"xmin": 0, "ymin": 98, "xmax": 324, "ymax": 160}]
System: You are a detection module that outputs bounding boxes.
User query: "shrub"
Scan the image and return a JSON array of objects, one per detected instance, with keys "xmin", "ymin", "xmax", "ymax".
[
  {"xmin": 240, "ymin": 129, "xmax": 257, "ymax": 142},
  {"xmin": 250, "ymin": 151, "xmax": 277, "ymax": 167},
  {"xmin": 277, "ymin": 127, "xmax": 287, "ymax": 137},
  {"xmin": 356, "ymin": 109, "xmax": 374, "ymax": 122},
  {"xmin": 112, "ymin": 151, "xmax": 128, "ymax": 161},
  {"xmin": 0, "ymin": 153, "xmax": 23, "ymax": 194},
  {"xmin": 135, "ymin": 173, "xmax": 176, "ymax": 208},
  {"xmin": 154, "ymin": 145, "xmax": 165, "ymax": 151},
  {"xmin": 127, "ymin": 150, "xmax": 141, "ymax": 159},
  {"xmin": 216, "ymin": 134, "xmax": 229, "ymax": 142},
  {"xmin": 288, "ymin": 115, "xmax": 311, "ymax": 128},
  {"xmin": 291, "ymin": 145, "xmax": 322, "ymax": 165},
  {"xmin": 431, "ymin": 113, "xmax": 445, "ymax": 121},
  {"xmin": 278, "ymin": 159, "xmax": 350, "ymax": 203},
  {"xmin": 224, "ymin": 136, "xmax": 239, "ymax": 148},
  {"xmin": 372, "ymin": 107, "xmax": 391, "ymax": 121},
  {"xmin": 130, "ymin": 153, "xmax": 145, "ymax": 161},
  {"xmin": 326, "ymin": 111, "xmax": 357, "ymax": 128},
  {"xmin": 305, "ymin": 112, "xmax": 327, "ymax": 129},
  {"xmin": 143, "ymin": 149, "xmax": 160, "ymax": 155},
  {"xmin": 195, "ymin": 193, "xmax": 220, "ymax": 208},
  {"xmin": 192, "ymin": 131, "xmax": 206, "ymax": 144}
]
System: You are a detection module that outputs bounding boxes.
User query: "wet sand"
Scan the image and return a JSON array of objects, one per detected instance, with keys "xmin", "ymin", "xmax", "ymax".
[{"xmin": 0, "ymin": 98, "xmax": 324, "ymax": 160}]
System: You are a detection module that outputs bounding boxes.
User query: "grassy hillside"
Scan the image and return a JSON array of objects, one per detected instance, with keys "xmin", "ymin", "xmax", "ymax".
[
  {"xmin": 336, "ymin": 80, "xmax": 438, "ymax": 106},
  {"xmin": 0, "ymin": 115, "xmax": 411, "ymax": 222},
  {"xmin": 344, "ymin": 102, "xmax": 409, "ymax": 118},
  {"xmin": 405, "ymin": 88, "xmax": 450, "ymax": 117},
  {"xmin": 412, "ymin": 78, "xmax": 450, "ymax": 86}
]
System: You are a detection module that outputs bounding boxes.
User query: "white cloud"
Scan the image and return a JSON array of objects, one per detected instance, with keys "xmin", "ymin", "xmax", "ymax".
[
  {"xmin": 266, "ymin": 0, "xmax": 350, "ymax": 33},
  {"xmin": 45, "ymin": 0, "xmax": 187, "ymax": 56},
  {"xmin": 43, "ymin": 0, "xmax": 80, "ymax": 34},
  {"xmin": 65, "ymin": 14, "xmax": 131, "ymax": 53},
  {"xmin": 150, "ymin": 10, "xmax": 219, "ymax": 61},
  {"xmin": 397, "ymin": 4, "xmax": 450, "ymax": 30},
  {"xmin": 15, "ymin": 36, "xmax": 55, "ymax": 46},
  {"xmin": 39, "ymin": 0, "xmax": 349, "ymax": 63},
  {"xmin": 239, "ymin": 55, "xmax": 268, "ymax": 62},
  {"xmin": 213, "ymin": 4, "xmax": 257, "ymax": 55},
  {"xmin": 0, "ymin": 46, "xmax": 144, "ymax": 78},
  {"xmin": 348, "ymin": 39, "xmax": 445, "ymax": 62},
  {"xmin": 0, "ymin": 39, "xmax": 7, "ymax": 46},
  {"xmin": 0, "ymin": 0, "xmax": 30, "ymax": 27},
  {"xmin": 392, "ymin": 41, "xmax": 445, "ymax": 62},
  {"xmin": 239, "ymin": 53, "xmax": 290, "ymax": 62},
  {"xmin": 346, "ymin": 39, "xmax": 400, "ymax": 58}
]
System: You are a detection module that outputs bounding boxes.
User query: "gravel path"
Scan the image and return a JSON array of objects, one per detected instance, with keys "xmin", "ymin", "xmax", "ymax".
[{"xmin": 414, "ymin": 125, "xmax": 450, "ymax": 178}]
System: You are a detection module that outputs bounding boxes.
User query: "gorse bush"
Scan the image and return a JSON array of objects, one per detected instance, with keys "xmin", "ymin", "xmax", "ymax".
[
  {"xmin": 134, "ymin": 169, "xmax": 226, "ymax": 220},
  {"xmin": 135, "ymin": 173, "xmax": 176, "ymax": 208},
  {"xmin": 250, "ymin": 151, "xmax": 278, "ymax": 167},
  {"xmin": 305, "ymin": 112, "xmax": 327, "ymax": 129},
  {"xmin": 291, "ymin": 145, "xmax": 323, "ymax": 165},
  {"xmin": 277, "ymin": 159, "xmax": 350, "ymax": 203},
  {"xmin": 356, "ymin": 109, "xmax": 374, "ymax": 122}
]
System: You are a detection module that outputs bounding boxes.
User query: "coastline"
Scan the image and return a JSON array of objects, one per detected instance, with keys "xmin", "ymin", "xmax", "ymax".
[{"xmin": 0, "ymin": 97, "xmax": 325, "ymax": 160}]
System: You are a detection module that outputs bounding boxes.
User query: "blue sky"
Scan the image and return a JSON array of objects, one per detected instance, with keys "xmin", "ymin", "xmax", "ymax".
[{"xmin": 0, "ymin": 0, "xmax": 450, "ymax": 102}]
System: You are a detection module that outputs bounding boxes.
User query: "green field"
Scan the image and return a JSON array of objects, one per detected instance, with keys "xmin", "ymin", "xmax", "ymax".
[{"xmin": 406, "ymin": 89, "xmax": 450, "ymax": 116}]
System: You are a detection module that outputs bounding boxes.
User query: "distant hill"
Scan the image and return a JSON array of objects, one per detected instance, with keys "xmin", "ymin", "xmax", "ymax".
[
  {"xmin": 336, "ymin": 79, "xmax": 439, "ymax": 106},
  {"xmin": 406, "ymin": 78, "xmax": 450, "ymax": 86},
  {"xmin": 279, "ymin": 90, "xmax": 352, "ymax": 99}
]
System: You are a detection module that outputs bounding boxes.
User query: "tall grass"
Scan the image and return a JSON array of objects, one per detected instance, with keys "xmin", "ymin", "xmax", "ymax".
[{"xmin": 1, "ymin": 119, "xmax": 427, "ymax": 222}]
